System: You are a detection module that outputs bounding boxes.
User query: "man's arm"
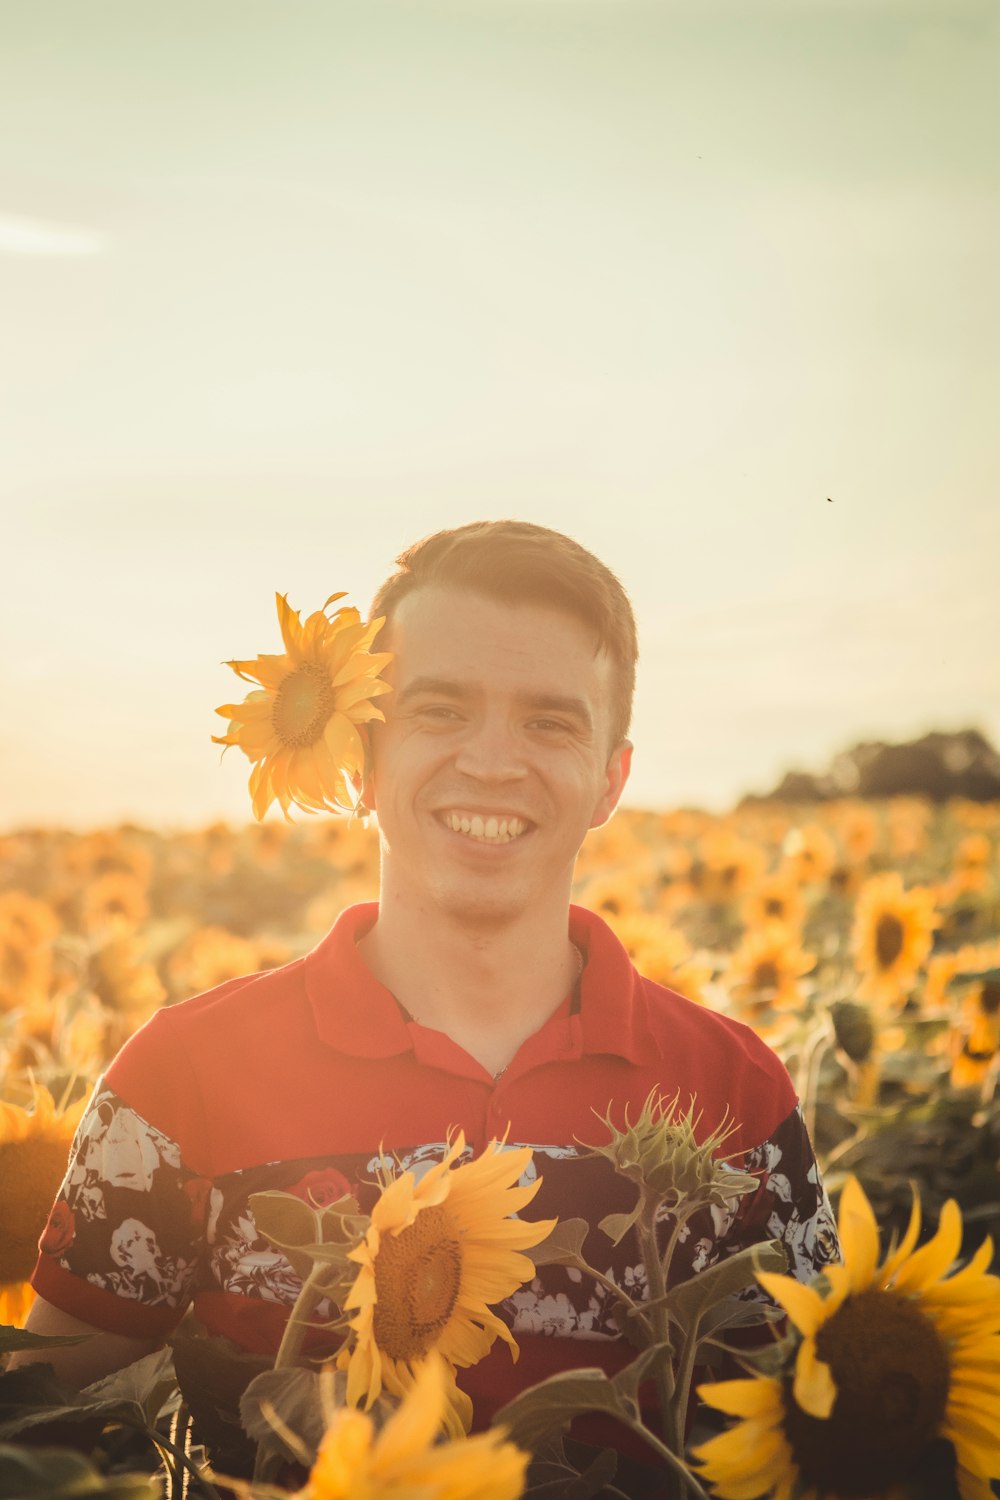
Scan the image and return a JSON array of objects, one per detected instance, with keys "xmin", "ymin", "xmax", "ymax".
[{"xmin": 8, "ymin": 1297, "xmax": 159, "ymax": 1388}]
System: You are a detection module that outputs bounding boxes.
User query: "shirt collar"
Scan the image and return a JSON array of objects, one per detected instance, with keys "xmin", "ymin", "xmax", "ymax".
[{"xmin": 304, "ymin": 901, "xmax": 651, "ymax": 1066}]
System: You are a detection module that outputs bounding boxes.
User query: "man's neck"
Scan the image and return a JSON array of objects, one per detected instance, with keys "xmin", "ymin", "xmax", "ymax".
[{"xmin": 356, "ymin": 898, "xmax": 580, "ymax": 1079}]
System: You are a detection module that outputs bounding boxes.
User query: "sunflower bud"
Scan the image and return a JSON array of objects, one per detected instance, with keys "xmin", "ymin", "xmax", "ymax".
[
  {"xmin": 830, "ymin": 1000, "xmax": 876, "ymax": 1064},
  {"xmin": 587, "ymin": 1089, "xmax": 758, "ymax": 1214}
]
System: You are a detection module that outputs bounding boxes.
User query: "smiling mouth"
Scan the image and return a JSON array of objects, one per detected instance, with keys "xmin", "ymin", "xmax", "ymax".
[{"xmin": 440, "ymin": 811, "xmax": 530, "ymax": 844}]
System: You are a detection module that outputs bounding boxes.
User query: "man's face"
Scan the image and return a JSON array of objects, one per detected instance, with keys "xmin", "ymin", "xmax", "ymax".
[{"xmin": 366, "ymin": 585, "xmax": 631, "ymax": 928}]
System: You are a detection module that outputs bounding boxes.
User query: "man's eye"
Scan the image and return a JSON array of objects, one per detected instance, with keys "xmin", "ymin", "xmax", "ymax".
[
  {"xmin": 531, "ymin": 719, "xmax": 569, "ymax": 733},
  {"xmin": 420, "ymin": 705, "xmax": 461, "ymax": 721}
]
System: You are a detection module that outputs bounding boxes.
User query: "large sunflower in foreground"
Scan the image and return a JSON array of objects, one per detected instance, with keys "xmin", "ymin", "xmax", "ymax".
[
  {"xmin": 0, "ymin": 1086, "xmax": 87, "ymax": 1325},
  {"xmin": 295, "ymin": 1353, "xmax": 528, "ymax": 1500},
  {"xmin": 851, "ymin": 871, "xmax": 939, "ymax": 1008},
  {"xmin": 693, "ymin": 1175, "xmax": 1000, "ymax": 1500},
  {"xmin": 337, "ymin": 1135, "xmax": 555, "ymax": 1437},
  {"xmin": 213, "ymin": 593, "xmax": 393, "ymax": 820}
]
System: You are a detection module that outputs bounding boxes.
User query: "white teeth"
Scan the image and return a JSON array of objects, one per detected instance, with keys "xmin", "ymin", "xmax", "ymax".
[{"xmin": 443, "ymin": 812, "xmax": 528, "ymax": 843}]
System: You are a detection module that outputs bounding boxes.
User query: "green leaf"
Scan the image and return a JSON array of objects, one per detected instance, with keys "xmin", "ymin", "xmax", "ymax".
[
  {"xmin": 170, "ymin": 1329, "xmax": 271, "ymax": 1477},
  {"xmin": 0, "ymin": 1325, "xmax": 91, "ymax": 1354},
  {"xmin": 598, "ymin": 1205, "xmax": 641, "ymax": 1247},
  {"xmin": 239, "ymin": 1367, "xmax": 328, "ymax": 1462},
  {"xmin": 696, "ymin": 1295, "xmax": 785, "ymax": 1340},
  {"xmin": 610, "ymin": 1342, "xmax": 673, "ymax": 1406},
  {"xmin": 527, "ymin": 1218, "xmax": 590, "ymax": 1267},
  {"xmin": 81, "ymin": 1347, "xmax": 178, "ymax": 1430},
  {"xmin": 0, "ymin": 1363, "xmax": 160, "ymax": 1442},
  {"xmin": 523, "ymin": 1444, "xmax": 619, "ymax": 1499},
  {"xmin": 0, "ymin": 1444, "xmax": 157, "ymax": 1499},
  {"xmin": 492, "ymin": 1368, "xmax": 637, "ymax": 1452},
  {"xmin": 249, "ymin": 1191, "xmax": 365, "ymax": 1280},
  {"xmin": 657, "ymin": 1239, "xmax": 787, "ymax": 1333}
]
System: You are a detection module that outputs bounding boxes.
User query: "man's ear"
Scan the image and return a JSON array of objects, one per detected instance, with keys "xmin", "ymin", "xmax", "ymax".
[{"xmin": 590, "ymin": 740, "xmax": 632, "ymax": 830}]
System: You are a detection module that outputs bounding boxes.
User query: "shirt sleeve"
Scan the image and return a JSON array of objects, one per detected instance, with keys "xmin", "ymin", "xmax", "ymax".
[
  {"xmin": 723, "ymin": 1102, "xmax": 841, "ymax": 1289},
  {"xmin": 31, "ymin": 1081, "xmax": 212, "ymax": 1339}
]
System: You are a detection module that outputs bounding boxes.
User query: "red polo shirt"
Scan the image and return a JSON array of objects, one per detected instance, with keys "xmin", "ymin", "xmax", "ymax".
[{"xmin": 34, "ymin": 903, "xmax": 838, "ymax": 1430}]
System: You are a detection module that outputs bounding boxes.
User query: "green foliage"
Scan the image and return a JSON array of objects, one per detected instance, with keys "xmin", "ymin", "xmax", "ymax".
[{"xmin": 0, "ymin": 1445, "xmax": 157, "ymax": 1500}]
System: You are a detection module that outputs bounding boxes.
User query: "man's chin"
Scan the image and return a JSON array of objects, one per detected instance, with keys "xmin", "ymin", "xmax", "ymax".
[{"xmin": 433, "ymin": 883, "xmax": 529, "ymax": 929}]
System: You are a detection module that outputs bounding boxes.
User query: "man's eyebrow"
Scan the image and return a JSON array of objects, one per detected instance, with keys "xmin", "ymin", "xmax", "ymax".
[{"xmin": 394, "ymin": 676, "xmax": 471, "ymax": 706}]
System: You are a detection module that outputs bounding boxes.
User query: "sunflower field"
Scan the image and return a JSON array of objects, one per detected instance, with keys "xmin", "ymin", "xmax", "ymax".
[{"xmin": 1, "ymin": 796, "xmax": 999, "ymax": 1498}]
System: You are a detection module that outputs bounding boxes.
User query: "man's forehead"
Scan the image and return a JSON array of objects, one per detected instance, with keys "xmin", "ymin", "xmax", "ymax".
[{"xmin": 384, "ymin": 583, "xmax": 607, "ymax": 665}]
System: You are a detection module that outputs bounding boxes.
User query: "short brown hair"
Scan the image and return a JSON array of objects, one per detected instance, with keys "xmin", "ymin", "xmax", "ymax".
[{"xmin": 369, "ymin": 520, "xmax": 638, "ymax": 747}]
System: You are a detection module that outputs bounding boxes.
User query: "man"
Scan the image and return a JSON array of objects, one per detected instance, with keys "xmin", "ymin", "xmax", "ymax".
[{"xmin": 18, "ymin": 521, "xmax": 839, "ymax": 1433}]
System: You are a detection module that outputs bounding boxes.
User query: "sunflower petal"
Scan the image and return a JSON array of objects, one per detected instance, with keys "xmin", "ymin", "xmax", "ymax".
[
  {"xmin": 755, "ymin": 1271, "xmax": 827, "ymax": 1335},
  {"xmin": 793, "ymin": 1338, "xmax": 837, "ymax": 1419},
  {"xmin": 837, "ymin": 1175, "xmax": 881, "ymax": 1290},
  {"xmin": 892, "ymin": 1198, "xmax": 962, "ymax": 1292}
]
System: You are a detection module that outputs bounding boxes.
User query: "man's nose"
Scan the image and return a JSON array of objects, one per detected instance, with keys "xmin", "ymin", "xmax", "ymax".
[{"xmin": 453, "ymin": 718, "xmax": 528, "ymax": 780}]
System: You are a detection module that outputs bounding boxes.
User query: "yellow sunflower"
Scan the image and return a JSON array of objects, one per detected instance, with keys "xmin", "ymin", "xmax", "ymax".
[
  {"xmin": 740, "ymin": 875, "xmax": 807, "ymax": 937},
  {"xmin": 851, "ymin": 872, "xmax": 940, "ymax": 1008},
  {"xmin": 213, "ymin": 593, "xmax": 393, "ymax": 820},
  {"xmin": 722, "ymin": 921, "xmax": 816, "ymax": 1012},
  {"xmin": 337, "ymin": 1134, "xmax": 555, "ymax": 1437},
  {"xmin": 298, "ymin": 1353, "xmax": 528, "ymax": 1500},
  {"xmin": 606, "ymin": 912, "xmax": 711, "ymax": 1003},
  {"xmin": 0, "ymin": 1085, "xmax": 87, "ymax": 1325},
  {"xmin": 780, "ymin": 824, "xmax": 837, "ymax": 887},
  {"xmin": 949, "ymin": 975, "xmax": 1000, "ymax": 1090},
  {"xmin": 694, "ymin": 1175, "xmax": 1000, "ymax": 1500}
]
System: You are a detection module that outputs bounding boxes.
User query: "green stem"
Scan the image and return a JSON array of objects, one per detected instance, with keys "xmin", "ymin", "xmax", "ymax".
[
  {"xmin": 620, "ymin": 1414, "xmax": 711, "ymax": 1500},
  {"xmin": 254, "ymin": 1262, "xmax": 333, "ymax": 1483},
  {"xmin": 670, "ymin": 1310, "xmax": 703, "ymax": 1458},
  {"xmin": 636, "ymin": 1196, "xmax": 677, "ymax": 1460},
  {"xmin": 272, "ymin": 1262, "xmax": 331, "ymax": 1372},
  {"xmin": 147, "ymin": 1429, "xmax": 221, "ymax": 1500}
]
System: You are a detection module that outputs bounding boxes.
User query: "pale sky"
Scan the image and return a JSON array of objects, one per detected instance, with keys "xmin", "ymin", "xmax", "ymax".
[{"xmin": 2, "ymin": 0, "xmax": 997, "ymax": 829}]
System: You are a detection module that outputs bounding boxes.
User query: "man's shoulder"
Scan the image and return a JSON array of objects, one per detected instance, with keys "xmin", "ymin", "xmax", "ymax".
[
  {"xmin": 639, "ymin": 971, "xmax": 790, "ymax": 1077},
  {"xmin": 106, "ymin": 951, "xmax": 311, "ymax": 1101}
]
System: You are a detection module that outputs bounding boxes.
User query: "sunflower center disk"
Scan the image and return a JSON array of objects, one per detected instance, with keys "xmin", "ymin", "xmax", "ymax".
[
  {"xmin": 784, "ymin": 1288, "xmax": 950, "ymax": 1498},
  {"xmin": 271, "ymin": 664, "xmax": 337, "ymax": 748},
  {"xmin": 753, "ymin": 960, "xmax": 780, "ymax": 990},
  {"xmin": 371, "ymin": 1205, "xmax": 463, "ymax": 1363},
  {"xmin": 875, "ymin": 913, "xmax": 906, "ymax": 969}
]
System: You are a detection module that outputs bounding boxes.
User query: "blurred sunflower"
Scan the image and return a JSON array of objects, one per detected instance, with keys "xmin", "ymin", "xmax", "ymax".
[
  {"xmin": 0, "ymin": 892, "xmax": 59, "ymax": 950},
  {"xmin": 337, "ymin": 1134, "xmax": 554, "ymax": 1436},
  {"xmin": 722, "ymin": 921, "xmax": 816, "ymax": 1012},
  {"xmin": 741, "ymin": 874, "xmax": 807, "ymax": 936},
  {"xmin": 0, "ymin": 1085, "xmax": 86, "ymax": 1324},
  {"xmin": 780, "ymin": 824, "xmax": 837, "ymax": 887},
  {"xmin": 80, "ymin": 870, "xmax": 150, "ymax": 933},
  {"xmin": 690, "ymin": 828, "xmax": 766, "ymax": 905},
  {"xmin": 852, "ymin": 872, "xmax": 939, "ymax": 1008},
  {"xmin": 213, "ymin": 593, "xmax": 393, "ymax": 820},
  {"xmin": 60, "ymin": 830, "xmax": 153, "ymax": 886},
  {"xmin": 167, "ymin": 925, "xmax": 275, "ymax": 999},
  {"xmin": 827, "ymin": 800, "xmax": 878, "ymax": 865},
  {"xmin": 950, "ymin": 975, "xmax": 1000, "ymax": 1090},
  {"xmin": 297, "ymin": 1353, "xmax": 528, "ymax": 1500},
  {"xmin": 606, "ymin": 912, "xmax": 711, "ymax": 1003},
  {"xmin": 0, "ymin": 930, "xmax": 51, "ymax": 1013},
  {"xmin": 694, "ymin": 1175, "xmax": 1000, "ymax": 1500}
]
